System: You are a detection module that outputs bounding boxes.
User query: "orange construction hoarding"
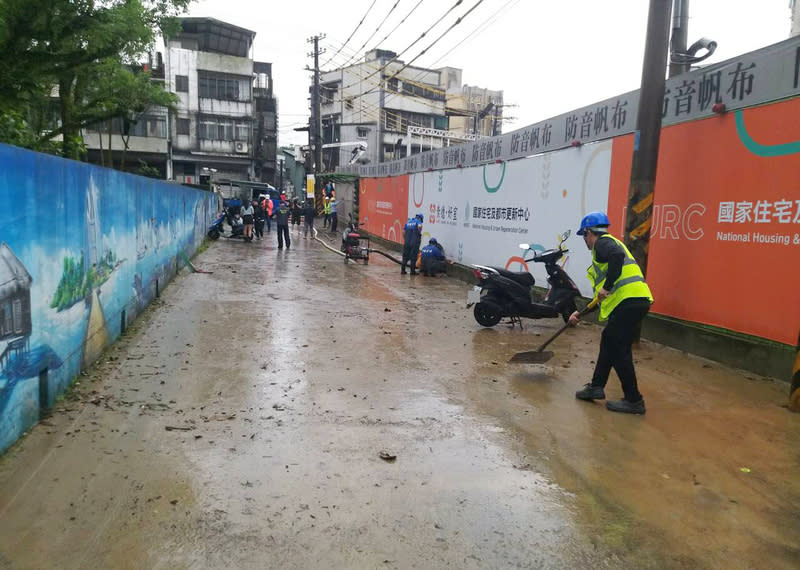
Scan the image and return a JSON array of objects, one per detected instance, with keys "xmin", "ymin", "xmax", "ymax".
[
  {"xmin": 360, "ymin": 175, "xmax": 409, "ymax": 244},
  {"xmin": 608, "ymin": 97, "xmax": 800, "ymax": 346}
]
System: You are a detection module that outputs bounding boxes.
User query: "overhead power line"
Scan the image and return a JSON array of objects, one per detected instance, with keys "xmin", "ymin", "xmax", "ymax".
[
  {"xmin": 385, "ymin": 0, "xmax": 487, "ymax": 83},
  {"xmin": 331, "ymin": 0, "xmax": 465, "ymax": 90},
  {"xmin": 337, "ymin": 0, "xmax": 404, "ymax": 69},
  {"xmin": 368, "ymin": 0, "xmax": 427, "ymax": 52},
  {"xmin": 322, "ymin": 0, "xmax": 379, "ymax": 68},
  {"xmin": 384, "ymin": 0, "xmax": 520, "ymax": 108}
]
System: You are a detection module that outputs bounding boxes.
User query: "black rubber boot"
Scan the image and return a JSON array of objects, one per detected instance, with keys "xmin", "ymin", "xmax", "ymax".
[
  {"xmin": 606, "ymin": 399, "xmax": 646, "ymax": 414},
  {"xmin": 575, "ymin": 383, "xmax": 605, "ymax": 401}
]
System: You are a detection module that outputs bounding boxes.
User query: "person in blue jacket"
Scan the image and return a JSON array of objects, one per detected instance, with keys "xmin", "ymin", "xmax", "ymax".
[
  {"xmin": 401, "ymin": 214, "xmax": 424, "ymax": 275},
  {"xmin": 420, "ymin": 238, "xmax": 447, "ymax": 276}
]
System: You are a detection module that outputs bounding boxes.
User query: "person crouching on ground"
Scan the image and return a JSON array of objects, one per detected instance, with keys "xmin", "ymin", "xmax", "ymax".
[
  {"xmin": 569, "ymin": 211, "xmax": 653, "ymax": 415},
  {"xmin": 421, "ymin": 238, "xmax": 447, "ymax": 276},
  {"xmin": 401, "ymin": 214, "xmax": 423, "ymax": 275}
]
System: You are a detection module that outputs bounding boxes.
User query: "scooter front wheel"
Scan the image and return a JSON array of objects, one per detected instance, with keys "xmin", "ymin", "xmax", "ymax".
[{"xmin": 474, "ymin": 302, "xmax": 502, "ymax": 327}]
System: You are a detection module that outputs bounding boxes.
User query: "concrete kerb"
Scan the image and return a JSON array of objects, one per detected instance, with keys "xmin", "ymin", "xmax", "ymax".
[{"xmin": 363, "ymin": 231, "xmax": 792, "ymax": 382}]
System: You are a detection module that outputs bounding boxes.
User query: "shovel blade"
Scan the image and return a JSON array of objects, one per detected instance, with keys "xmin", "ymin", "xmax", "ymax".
[{"xmin": 509, "ymin": 350, "xmax": 555, "ymax": 364}]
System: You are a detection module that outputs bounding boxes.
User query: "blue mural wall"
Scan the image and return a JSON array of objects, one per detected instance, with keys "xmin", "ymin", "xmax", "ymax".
[{"xmin": 0, "ymin": 143, "xmax": 216, "ymax": 452}]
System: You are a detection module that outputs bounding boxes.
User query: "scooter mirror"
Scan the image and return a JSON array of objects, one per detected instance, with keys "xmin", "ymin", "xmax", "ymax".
[{"xmin": 518, "ymin": 243, "xmax": 531, "ymax": 250}]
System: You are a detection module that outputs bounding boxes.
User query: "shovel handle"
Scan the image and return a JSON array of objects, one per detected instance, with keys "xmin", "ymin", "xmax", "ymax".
[{"xmin": 536, "ymin": 297, "xmax": 599, "ymax": 352}]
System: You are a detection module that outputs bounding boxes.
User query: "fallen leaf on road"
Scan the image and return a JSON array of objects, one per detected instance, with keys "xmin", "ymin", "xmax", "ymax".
[{"xmin": 379, "ymin": 451, "xmax": 397, "ymax": 462}]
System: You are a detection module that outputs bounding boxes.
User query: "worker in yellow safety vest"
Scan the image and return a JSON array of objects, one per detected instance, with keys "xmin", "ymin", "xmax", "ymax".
[
  {"xmin": 569, "ymin": 211, "xmax": 653, "ymax": 415},
  {"xmin": 323, "ymin": 196, "xmax": 332, "ymax": 229}
]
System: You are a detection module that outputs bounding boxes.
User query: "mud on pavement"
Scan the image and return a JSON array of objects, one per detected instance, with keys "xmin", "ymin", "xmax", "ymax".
[{"xmin": 0, "ymin": 233, "xmax": 798, "ymax": 569}]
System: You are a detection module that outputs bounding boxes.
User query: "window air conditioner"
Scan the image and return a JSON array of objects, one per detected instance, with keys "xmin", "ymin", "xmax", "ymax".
[{"xmin": 235, "ymin": 142, "xmax": 249, "ymax": 154}]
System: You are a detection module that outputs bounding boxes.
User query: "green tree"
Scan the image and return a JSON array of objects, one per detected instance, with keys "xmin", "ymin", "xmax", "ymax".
[{"xmin": 0, "ymin": 0, "xmax": 192, "ymax": 159}]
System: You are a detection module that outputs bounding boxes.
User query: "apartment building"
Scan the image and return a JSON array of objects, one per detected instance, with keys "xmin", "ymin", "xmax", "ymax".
[
  {"xmin": 438, "ymin": 67, "xmax": 504, "ymax": 138},
  {"xmin": 318, "ymin": 51, "xmax": 504, "ymax": 169},
  {"xmin": 83, "ymin": 17, "xmax": 278, "ymax": 183},
  {"xmin": 166, "ymin": 17, "xmax": 258, "ymax": 184},
  {"xmin": 319, "ymin": 49, "xmax": 448, "ymax": 169}
]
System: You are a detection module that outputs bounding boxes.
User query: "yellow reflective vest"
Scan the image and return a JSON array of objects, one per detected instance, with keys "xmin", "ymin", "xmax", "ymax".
[
  {"xmin": 323, "ymin": 201, "xmax": 332, "ymax": 215},
  {"xmin": 587, "ymin": 234, "xmax": 653, "ymax": 321}
]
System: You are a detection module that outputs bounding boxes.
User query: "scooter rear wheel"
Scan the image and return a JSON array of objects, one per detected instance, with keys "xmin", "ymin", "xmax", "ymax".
[
  {"xmin": 208, "ymin": 229, "xmax": 220, "ymax": 240},
  {"xmin": 474, "ymin": 302, "xmax": 501, "ymax": 327}
]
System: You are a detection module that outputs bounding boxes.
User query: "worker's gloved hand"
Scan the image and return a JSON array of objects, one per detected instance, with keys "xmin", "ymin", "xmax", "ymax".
[{"xmin": 568, "ymin": 311, "xmax": 581, "ymax": 326}]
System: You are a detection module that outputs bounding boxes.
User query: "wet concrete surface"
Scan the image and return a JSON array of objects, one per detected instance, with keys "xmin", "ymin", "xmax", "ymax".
[{"xmin": 0, "ymin": 228, "xmax": 798, "ymax": 569}]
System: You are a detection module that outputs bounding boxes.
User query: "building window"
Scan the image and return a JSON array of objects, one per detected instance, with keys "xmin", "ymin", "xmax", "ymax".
[
  {"xmin": 12, "ymin": 299, "xmax": 22, "ymax": 334},
  {"xmin": 176, "ymin": 75, "xmax": 189, "ymax": 92},
  {"xmin": 198, "ymin": 71, "xmax": 251, "ymax": 102},
  {"xmin": 177, "ymin": 118, "xmax": 190, "ymax": 135},
  {"xmin": 2, "ymin": 302, "xmax": 11, "ymax": 335},
  {"xmin": 384, "ymin": 112, "xmax": 399, "ymax": 131},
  {"xmin": 401, "ymin": 82, "xmax": 445, "ymax": 101},
  {"xmin": 87, "ymin": 115, "xmax": 167, "ymax": 138},
  {"xmin": 198, "ymin": 118, "xmax": 244, "ymax": 141},
  {"xmin": 357, "ymin": 127, "xmax": 369, "ymax": 138},
  {"xmin": 320, "ymin": 85, "xmax": 336, "ymax": 105},
  {"xmin": 387, "ymin": 78, "xmax": 398, "ymax": 92},
  {"xmin": 345, "ymin": 97, "xmax": 354, "ymax": 110},
  {"xmin": 235, "ymin": 123, "xmax": 250, "ymax": 142}
]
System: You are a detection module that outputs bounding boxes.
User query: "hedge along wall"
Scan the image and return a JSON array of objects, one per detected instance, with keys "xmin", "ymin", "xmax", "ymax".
[
  {"xmin": 0, "ymin": 144, "xmax": 216, "ymax": 452},
  {"xmin": 358, "ymin": 94, "xmax": 800, "ymax": 358}
]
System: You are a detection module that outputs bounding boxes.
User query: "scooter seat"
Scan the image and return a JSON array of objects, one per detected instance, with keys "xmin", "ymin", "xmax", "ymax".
[{"xmin": 493, "ymin": 268, "xmax": 535, "ymax": 287}]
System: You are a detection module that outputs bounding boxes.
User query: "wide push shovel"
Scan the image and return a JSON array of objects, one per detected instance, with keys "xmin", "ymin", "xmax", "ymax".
[{"xmin": 509, "ymin": 298, "xmax": 599, "ymax": 364}]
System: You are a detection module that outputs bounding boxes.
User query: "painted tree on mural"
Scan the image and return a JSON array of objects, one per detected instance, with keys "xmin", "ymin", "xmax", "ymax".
[
  {"xmin": 50, "ymin": 251, "xmax": 120, "ymax": 312},
  {"xmin": 0, "ymin": 0, "xmax": 191, "ymax": 159}
]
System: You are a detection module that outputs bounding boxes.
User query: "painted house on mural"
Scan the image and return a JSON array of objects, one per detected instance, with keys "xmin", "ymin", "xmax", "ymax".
[{"xmin": 0, "ymin": 244, "xmax": 33, "ymax": 366}]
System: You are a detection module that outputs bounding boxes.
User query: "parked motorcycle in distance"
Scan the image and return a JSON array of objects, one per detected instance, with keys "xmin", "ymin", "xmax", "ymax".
[
  {"xmin": 466, "ymin": 230, "xmax": 581, "ymax": 327},
  {"xmin": 207, "ymin": 211, "xmax": 251, "ymax": 241},
  {"xmin": 207, "ymin": 212, "xmax": 226, "ymax": 240}
]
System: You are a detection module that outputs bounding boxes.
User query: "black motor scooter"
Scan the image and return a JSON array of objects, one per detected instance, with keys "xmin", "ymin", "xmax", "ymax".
[{"xmin": 466, "ymin": 230, "xmax": 581, "ymax": 327}]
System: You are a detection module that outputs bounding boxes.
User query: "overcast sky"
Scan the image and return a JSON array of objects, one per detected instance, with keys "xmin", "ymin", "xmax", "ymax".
[{"xmin": 188, "ymin": 0, "xmax": 793, "ymax": 147}]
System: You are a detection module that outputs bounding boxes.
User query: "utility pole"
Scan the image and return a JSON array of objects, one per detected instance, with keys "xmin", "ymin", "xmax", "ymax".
[
  {"xmin": 668, "ymin": 0, "xmax": 689, "ymax": 77},
  {"xmin": 624, "ymin": 0, "xmax": 672, "ymax": 276},
  {"xmin": 307, "ymin": 34, "xmax": 325, "ymax": 206}
]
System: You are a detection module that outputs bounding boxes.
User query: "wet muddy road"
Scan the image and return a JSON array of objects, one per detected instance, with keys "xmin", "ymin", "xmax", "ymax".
[{"xmin": 1, "ymin": 230, "xmax": 798, "ymax": 569}]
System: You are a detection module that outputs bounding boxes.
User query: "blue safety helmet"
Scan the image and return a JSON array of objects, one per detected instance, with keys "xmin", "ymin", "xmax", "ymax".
[
  {"xmin": 415, "ymin": 213, "xmax": 424, "ymax": 222},
  {"xmin": 577, "ymin": 211, "xmax": 610, "ymax": 236},
  {"xmin": 429, "ymin": 238, "xmax": 438, "ymax": 245}
]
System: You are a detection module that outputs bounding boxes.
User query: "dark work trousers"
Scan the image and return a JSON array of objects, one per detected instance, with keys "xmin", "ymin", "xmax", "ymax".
[
  {"xmin": 323, "ymin": 213, "xmax": 331, "ymax": 228},
  {"xmin": 265, "ymin": 215, "xmax": 272, "ymax": 233},
  {"xmin": 330, "ymin": 212, "xmax": 338, "ymax": 233},
  {"xmin": 277, "ymin": 224, "xmax": 291, "ymax": 249},
  {"xmin": 254, "ymin": 219, "xmax": 265, "ymax": 238},
  {"xmin": 421, "ymin": 258, "xmax": 446, "ymax": 276},
  {"xmin": 401, "ymin": 242, "xmax": 420, "ymax": 273},
  {"xmin": 591, "ymin": 299, "xmax": 650, "ymax": 402}
]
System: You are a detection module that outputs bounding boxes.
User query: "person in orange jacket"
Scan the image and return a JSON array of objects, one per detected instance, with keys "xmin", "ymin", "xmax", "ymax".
[{"xmin": 263, "ymin": 195, "xmax": 274, "ymax": 233}]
